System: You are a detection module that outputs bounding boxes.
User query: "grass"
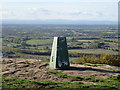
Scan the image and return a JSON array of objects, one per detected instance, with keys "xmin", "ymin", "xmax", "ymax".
[
  {"xmin": 26, "ymin": 39, "xmax": 52, "ymax": 45},
  {"xmin": 47, "ymin": 70, "xmax": 68, "ymax": 78},
  {"xmin": 66, "ymin": 37, "xmax": 73, "ymax": 40},
  {"xmin": 95, "ymin": 81, "xmax": 120, "ymax": 89},
  {"xmin": 0, "ymin": 38, "xmax": 2, "ymax": 44},
  {"xmin": 47, "ymin": 70, "xmax": 107, "ymax": 82},
  {"xmin": 70, "ymin": 76, "xmax": 84, "ymax": 81},
  {"xmin": 77, "ymin": 40, "xmax": 95, "ymax": 42},
  {"xmin": 7, "ymin": 43, "xmax": 21, "ymax": 47},
  {"xmin": 108, "ymin": 74, "xmax": 120, "ymax": 81},
  {"xmin": 0, "ymin": 62, "xmax": 7, "ymax": 64},
  {"xmin": 2, "ymin": 69, "xmax": 9, "ymax": 72},
  {"xmin": 2, "ymin": 77, "xmax": 83, "ymax": 89},
  {"xmin": 103, "ymin": 32, "xmax": 115, "ymax": 34},
  {"xmin": 2, "ymin": 70, "xmax": 120, "ymax": 89},
  {"xmin": 69, "ymin": 49, "xmax": 118, "ymax": 55},
  {"xmin": 2, "ymin": 76, "xmax": 120, "ymax": 89},
  {"xmin": 83, "ymin": 76, "xmax": 106, "ymax": 82},
  {"xmin": 84, "ymin": 63, "xmax": 103, "ymax": 67}
]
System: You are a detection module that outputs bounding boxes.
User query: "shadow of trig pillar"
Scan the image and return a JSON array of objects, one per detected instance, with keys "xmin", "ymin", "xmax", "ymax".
[{"xmin": 49, "ymin": 37, "xmax": 69, "ymax": 69}]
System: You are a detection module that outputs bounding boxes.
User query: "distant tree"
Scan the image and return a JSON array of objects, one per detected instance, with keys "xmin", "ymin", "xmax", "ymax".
[
  {"xmin": 21, "ymin": 41, "xmax": 27, "ymax": 49},
  {"xmin": 71, "ymin": 38, "xmax": 77, "ymax": 42}
]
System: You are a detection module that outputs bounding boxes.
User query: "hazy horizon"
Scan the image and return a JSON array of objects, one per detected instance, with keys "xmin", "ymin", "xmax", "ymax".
[{"xmin": 2, "ymin": 19, "xmax": 118, "ymax": 25}]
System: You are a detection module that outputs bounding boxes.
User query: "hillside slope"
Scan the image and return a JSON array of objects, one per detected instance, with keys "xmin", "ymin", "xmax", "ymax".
[{"xmin": 1, "ymin": 58, "xmax": 120, "ymax": 89}]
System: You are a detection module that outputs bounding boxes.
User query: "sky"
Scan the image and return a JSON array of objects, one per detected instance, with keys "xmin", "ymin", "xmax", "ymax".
[{"xmin": 1, "ymin": 0, "xmax": 119, "ymax": 21}]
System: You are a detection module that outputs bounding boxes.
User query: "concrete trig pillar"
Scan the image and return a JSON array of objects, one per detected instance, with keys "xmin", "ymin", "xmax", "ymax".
[{"xmin": 49, "ymin": 37, "xmax": 69, "ymax": 69}]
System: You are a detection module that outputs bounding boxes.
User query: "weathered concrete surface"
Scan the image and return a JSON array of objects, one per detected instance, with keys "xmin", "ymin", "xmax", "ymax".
[{"xmin": 50, "ymin": 37, "xmax": 69, "ymax": 69}]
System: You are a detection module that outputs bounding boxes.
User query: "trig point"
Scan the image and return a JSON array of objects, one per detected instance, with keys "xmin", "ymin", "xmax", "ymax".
[{"xmin": 49, "ymin": 37, "xmax": 69, "ymax": 69}]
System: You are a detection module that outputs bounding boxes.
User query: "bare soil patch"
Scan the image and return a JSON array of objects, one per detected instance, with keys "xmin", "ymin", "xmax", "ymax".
[{"xmin": 1, "ymin": 58, "xmax": 120, "ymax": 83}]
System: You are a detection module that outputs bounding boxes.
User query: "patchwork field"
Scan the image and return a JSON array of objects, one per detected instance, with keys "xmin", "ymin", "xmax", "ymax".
[
  {"xmin": 26, "ymin": 39, "xmax": 52, "ymax": 45},
  {"xmin": 69, "ymin": 49, "xmax": 118, "ymax": 55}
]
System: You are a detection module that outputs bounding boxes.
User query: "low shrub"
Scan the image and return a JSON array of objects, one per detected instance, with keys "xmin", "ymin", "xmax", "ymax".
[{"xmin": 76, "ymin": 55, "xmax": 120, "ymax": 66}]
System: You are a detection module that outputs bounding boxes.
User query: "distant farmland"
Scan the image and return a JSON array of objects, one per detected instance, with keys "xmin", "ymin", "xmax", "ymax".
[{"xmin": 69, "ymin": 49, "xmax": 118, "ymax": 55}]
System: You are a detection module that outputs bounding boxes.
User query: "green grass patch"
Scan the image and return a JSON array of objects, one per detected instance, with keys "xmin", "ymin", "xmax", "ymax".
[
  {"xmin": 95, "ymin": 81, "xmax": 120, "ymax": 89},
  {"xmin": 46, "ymin": 70, "xmax": 106, "ymax": 82},
  {"xmin": 2, "ymin": 77, "xmax": 83, "ymax": 89},
  {"xmin": 0, "ymin": 62, "xmax": 7, "ymax": 64},
  {"xmin": 26, "ymin": 39, "xmax": 52, "ymax": 45},
  {"xmin": 0, "ymin": 38, "xmax": 2, "ymax": 44},
  {"xmin": 84, "ymin": 63, "xmax": 103, "ymax": 67},
  {"xmin": 2, "ymin": 76, "xmax": 120, "ymax": 89},
  {"xmin": 84, "ymin": 76, "xmax": 106, "ymax": 82},
  {"xmin": 70, "ymin": 76, "xmax": 84, "ymax": 81},
  {"xmin": 2, "ymin": 69, "xmax": 9, "ymax": 72},
  {"xmin": 47, "ymin": 70, "xmax": 68, "ymax": 78},
  {"xmin": 77, "ymin": 40, "xmax": 95, "ymax": 42},
  {"xmin": 69, "ymin": 49, "xmax": 118, "ymax": 55},
  {"xmin": 108, "ymin": 74, "xmax": 120, "ymax": 81},
  {"xmin": 103, "ymin": 32, "xmax": 115, "ymax": 34}
]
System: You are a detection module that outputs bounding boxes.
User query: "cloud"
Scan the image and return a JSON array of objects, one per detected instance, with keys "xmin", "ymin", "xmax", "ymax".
[
  {"xmin": 27, "ymin": 8, "xmax": 38, "ymax": 11},
  {"xmin": 40, "ymin": 9, "xmax": 51, "ymax": 14},
  {"xmin": 65, "ymin": 11, "xmax": 82, "ymax": 16},
  {"xmin": 1, "ymin": 1, "xmax": 117, "ymax": 21},
  {"xmin": 58, "ymin": 10, "xmax": 104, "ymax": 18},
  {"xmin": 1, "ymin": 10, "xmax": 15, "ymax": 19},
  {"xmin": 93, "ymin": 12, "xmax": 103, "ymax": 16},
  {"xmin": 27, "ymin": 8, "xmax": 52, "ymax": 15},
  {"xmin": 68, "ymin": 11, "xmax": 104, "ymax": 17}
]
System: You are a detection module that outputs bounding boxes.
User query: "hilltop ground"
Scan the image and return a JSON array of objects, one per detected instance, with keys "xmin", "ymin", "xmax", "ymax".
[{"xmin": 1, "ymin": 58, "xmax": 120, "ymax": 89}]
